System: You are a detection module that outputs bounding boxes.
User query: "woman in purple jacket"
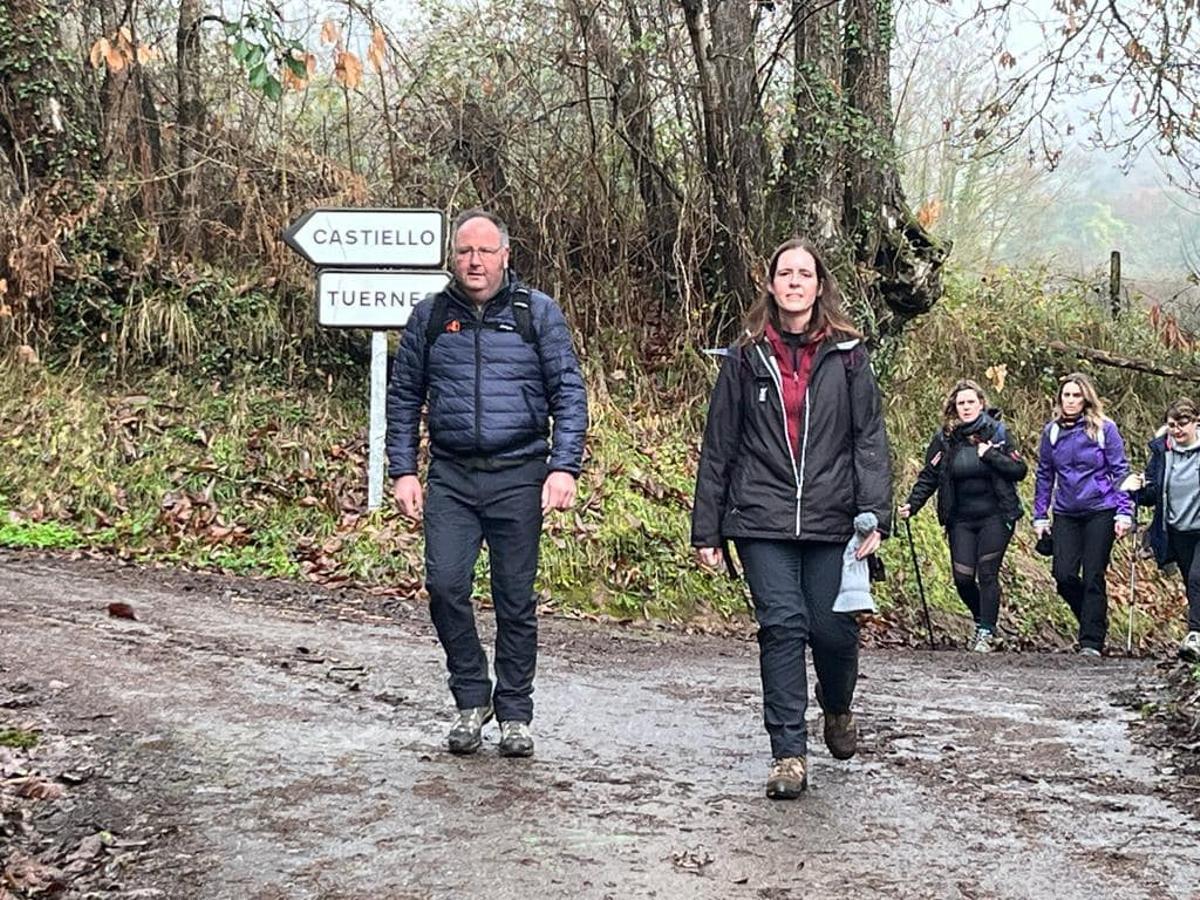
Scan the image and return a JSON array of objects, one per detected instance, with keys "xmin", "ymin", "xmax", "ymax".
[{"xmin": 1033, "ymin": 373, "xmax": 1133, "ymax": 656}]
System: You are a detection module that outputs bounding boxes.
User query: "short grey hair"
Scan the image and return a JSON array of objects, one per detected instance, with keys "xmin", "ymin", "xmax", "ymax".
[{"xmin": 452, "ymin": 208, "xmax": 509, "ymax": 246}]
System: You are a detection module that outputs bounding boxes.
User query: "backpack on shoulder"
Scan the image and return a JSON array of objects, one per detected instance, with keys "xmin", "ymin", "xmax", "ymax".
[{"xmin": 424, "ymin": 287, "xmax": 536, "ymax": 348}]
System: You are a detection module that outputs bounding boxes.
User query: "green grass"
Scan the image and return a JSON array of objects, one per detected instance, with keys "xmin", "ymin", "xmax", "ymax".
[
  {"xmin": 0, "ymin": 517, "xmax": 84, "ymax": 550},
  {"xmin": 0, "ymin": 728, "xmax": 40, "ymax": 749}
]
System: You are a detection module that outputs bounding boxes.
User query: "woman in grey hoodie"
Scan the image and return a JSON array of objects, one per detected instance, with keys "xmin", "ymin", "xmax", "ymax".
[{"xmin": 1131, "ymin": 397, "xmax": 1200, "ymax": 662}]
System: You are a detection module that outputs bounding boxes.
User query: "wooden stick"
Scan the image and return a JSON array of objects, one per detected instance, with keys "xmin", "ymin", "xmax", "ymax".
[{"xmin": 1048, "ymin": 340, "xmax": 1200, "ymax": 381}]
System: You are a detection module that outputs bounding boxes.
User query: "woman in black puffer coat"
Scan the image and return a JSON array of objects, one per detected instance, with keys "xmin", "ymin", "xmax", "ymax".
[{"xmin": 899, "ymin": 379, "xmax": 1028, "ymax": 652}]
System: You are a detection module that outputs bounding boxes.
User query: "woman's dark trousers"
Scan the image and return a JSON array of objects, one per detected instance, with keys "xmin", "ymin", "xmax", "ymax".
[
  {"xmin": 734, "ymin": 538, "xmax": 859, "ymax": 759},
  {"xmin": 1166, "ymin": 528, "xmax": 1200, "ymax": 632},
  {"xmin": 1052, "ymin": 509, "xmax": 1116, "ymax": 651},
  {"xmin": 947, "ymin": 516, "xmax": 1013, "ymax": 631}
]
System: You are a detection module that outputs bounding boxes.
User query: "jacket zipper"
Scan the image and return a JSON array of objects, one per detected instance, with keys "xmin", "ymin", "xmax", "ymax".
[
  {"xmin": 755, "ymin": 344, "xmax": 802, "ymax": 536},
  {"xmin": 797, "ymin": 386, "xmax": 811, "ymax": 537},
  {"xmin": 472, "ymin": 291, "xmax": 515, "ymax": 454},
  {"xmin": 1162, "ymin": 448, "xmax": 1171, "ymax": 532},
  {"xmin": 473, "ymin": 322, "xmax": 482, "ymax": 452}
]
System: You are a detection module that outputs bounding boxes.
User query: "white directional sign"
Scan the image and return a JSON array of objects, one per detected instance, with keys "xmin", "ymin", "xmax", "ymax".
[
  {"xmin": 316, "ymin": 269, "xmax": 450, "ymax": 328},
  {"xmin": 284, "ymin": 208, "xmax": 444, "ymax": 268},
  {"xmin": 283, "ymin": 206, "xmax": 450, "ymax": 511}
]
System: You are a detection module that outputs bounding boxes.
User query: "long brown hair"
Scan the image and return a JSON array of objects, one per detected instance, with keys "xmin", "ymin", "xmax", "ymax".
[
  {"xmin": 739, "ymin": 237, "xmax": 862, "ymax": 345},
  {"xmin": 1054, "ymin": 372, "xmax": 1105, "ymax": 441},
  {"xmin": 942, "ymin": 379, "xmax": 988, "ymax": 434}
]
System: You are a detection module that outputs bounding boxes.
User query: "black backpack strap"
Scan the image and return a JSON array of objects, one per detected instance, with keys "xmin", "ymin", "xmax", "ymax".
[
  {"xmin": 842, "ymin": 342, "xmax": 866, "ymax": 375},
  {"xmin": 422, "ymin": 287, "xmax": 540, "ymax": 376},
  {"xmin": 422, "ymin": 292, "xmax": 450, "ymax": 374},
  {"xmin": 511, "ymin": 287, "xmax": 536, "ymax": 345},
  {"xmin": 510, "ymin": 286, "xmax": 543, "ymax": 371},
  {"xmin": 425, "ymin": 293, "xmax": 450, "ymax": 347}
]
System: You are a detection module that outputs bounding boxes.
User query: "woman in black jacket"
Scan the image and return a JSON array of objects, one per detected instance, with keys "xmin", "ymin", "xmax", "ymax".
[
  {"xmin": 691, "ymin": 236, "xmax": 892, "ymax": 800},
  {"xmin": 898, "ymin": 380, "xmax": 1027, "ymax": 652}
]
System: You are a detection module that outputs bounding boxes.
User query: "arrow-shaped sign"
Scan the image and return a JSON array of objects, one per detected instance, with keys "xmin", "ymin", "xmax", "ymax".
[
  {"xmin": 316, "ymin": 269, "xmax": 450, "ymax": 328},
  {"xmin": 283, "ymin": 208, "xmax": 444, "ymax": 268}
]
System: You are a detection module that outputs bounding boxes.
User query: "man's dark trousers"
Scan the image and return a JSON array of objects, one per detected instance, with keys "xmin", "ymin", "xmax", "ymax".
[{"xmin": 424, "ymin": 457, "xmax": 546, "ymax": 723}]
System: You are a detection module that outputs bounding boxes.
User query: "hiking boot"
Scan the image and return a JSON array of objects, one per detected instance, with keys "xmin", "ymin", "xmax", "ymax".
[
  {"xmin": 1077, "ymin": 646, "xmax": 1102, "ymax": 658},
  {"xmin": 446, "ymin": 705, "xmax": 493, "ymax": 755},
  {"xmin": 1179, "ymin": 631, "xmax": 1200, "ymax": 663},
  {"xmin": 766, "ymin": 757, "xmax": 808, "ymax": 800},
  {"xmin": 971, "ymin": 627, "xmax": 995, "ymax": 654},
  {"xmin": 815, "ymin": 682, "xmax": 857, "ymax": 760},
  {"xmin": 498, "ymin": 721, "xmax": 535, "ymax": 758}
]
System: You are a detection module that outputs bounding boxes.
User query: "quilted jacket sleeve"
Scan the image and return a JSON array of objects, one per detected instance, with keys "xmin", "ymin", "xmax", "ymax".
[
  {"xmin": 535, "ymin": 295, "xmax": 589, "ymax": 475},
  {"xmin": 1136, "ymin": 439, "xmax": 1163, "ymax": 507},
  {"xmin": 385, "ymin": 297, "xmax": 433, "ymax": 477}
]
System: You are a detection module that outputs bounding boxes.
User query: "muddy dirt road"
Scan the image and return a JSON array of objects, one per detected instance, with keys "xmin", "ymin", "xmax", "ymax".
[{"xmin": 2, "ymin": 553, "xmax": 1198, "ymax": 899}]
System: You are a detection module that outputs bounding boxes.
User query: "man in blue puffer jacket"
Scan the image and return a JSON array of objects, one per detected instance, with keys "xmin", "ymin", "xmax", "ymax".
[{"xmin": 386, "ymin": 209, "xmax": 588, "ymax": 758}]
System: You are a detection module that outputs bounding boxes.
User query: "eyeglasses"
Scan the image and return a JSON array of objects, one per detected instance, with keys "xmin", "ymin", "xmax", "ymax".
[
  {"xmin": 1168, "ymin": 418, "xmax": 1193, "ymax": 430},
  {"xmin": 454, "ymin": 246, "xmax": 502, "ymax": 259}
]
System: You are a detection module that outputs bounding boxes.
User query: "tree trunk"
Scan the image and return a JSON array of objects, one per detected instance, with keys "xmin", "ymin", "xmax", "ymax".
[
  {"xmin": 619, "ymin": 0, "xmax": 683, "ymax": 296},
  {"xmin": 447, "ymin": 100, "xmax": 538, "ymax": 268},
  {"xmin": 175, "ymin": 0, "xmax": 205, "ymax": 255},
  {"xmin": 779, "ymin": 0, "xmax": 844, "ymax": 244},
  {"xmin": 93, "ymin": 0, "xmax": 123, "ymax": 172},
  {"xmin": 710, "ymin": 0, "xmax": 768, "ymax": 241},
  {"xmin": 134, "ymin": 63, "xmax": 165, "ymax": 232},
  {"xmin": 680, "ymin": 0, "xmax": 766, "ymax": 326},
  {"xmin": 842, "ymin": 0, "xmax": 947, "ymax": 337},
  {"xmin": 85, "ymin": 2, "xmax": 165, "ymax": 240},
  {"xmin": 0, "ymin": 0, "xmax": 96, "ymax": 193}
]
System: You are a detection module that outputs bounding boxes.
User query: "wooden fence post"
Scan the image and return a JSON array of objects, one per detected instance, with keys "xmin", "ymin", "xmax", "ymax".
[{"xmin": 1110, "ymin": 250, "xmax": 1122, "ymax": 317}]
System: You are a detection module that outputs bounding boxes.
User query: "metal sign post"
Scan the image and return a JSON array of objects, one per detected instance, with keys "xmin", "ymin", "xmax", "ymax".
[
  {"xmin": 368, "ymin": 330, "xmax": 389, "ymax": 511},
  {"xmin": 283, "ymin": 209, "xmax": 447, "ymax": 510}
]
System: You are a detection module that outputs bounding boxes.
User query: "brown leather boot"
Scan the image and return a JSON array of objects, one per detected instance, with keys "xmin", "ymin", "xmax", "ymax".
[
  {"xmin": 815, "ymin": 682, "xmax": 857, "ymax": 760},
  {"xmin": 766, "ymin": 756, "xmax": 808, "ymax": 799}
]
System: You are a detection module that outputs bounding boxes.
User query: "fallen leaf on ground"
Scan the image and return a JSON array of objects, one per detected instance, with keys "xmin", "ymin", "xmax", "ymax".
[
  {"xmin": 9, "ymin": 776, "xmax": 66, "ymax": 800},
  {"xmin": 670, "ymin": 848, "xmax": 714, "ymax": 873},
  {"xmin": 107, "ymin": 602, "xmax": 137, "ymax": 620},
  {"xmin": 1, "ymin": 853, "xmax": 64, "ymax": 893}
]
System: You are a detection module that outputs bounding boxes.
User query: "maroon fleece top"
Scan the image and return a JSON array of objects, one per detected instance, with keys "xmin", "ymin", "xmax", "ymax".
[{"xmin": 765, "ymin": 322, "xmax": 822, "ymax": 457}]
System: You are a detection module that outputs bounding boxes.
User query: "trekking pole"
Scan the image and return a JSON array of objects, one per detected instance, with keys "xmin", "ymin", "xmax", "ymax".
[
  {"xmin": 1119, "ymin": 472, "xmax": 1143, "ymax": 655},
  {"xmin": 1127, "ymin": 497, "xmax": 1139, "ymax": 654},
  {"xmin": 904, "ymin": 518, "xmax": 936, "ymax": 649}
]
